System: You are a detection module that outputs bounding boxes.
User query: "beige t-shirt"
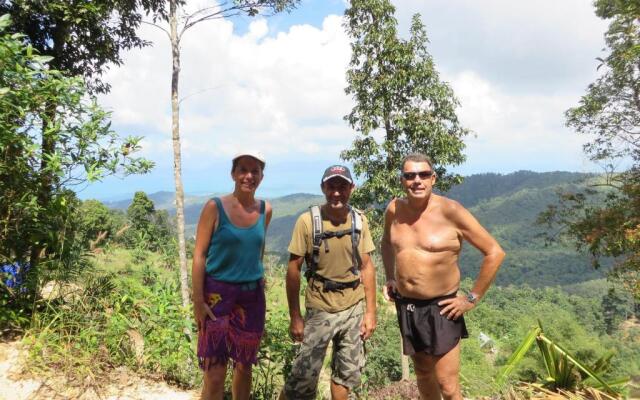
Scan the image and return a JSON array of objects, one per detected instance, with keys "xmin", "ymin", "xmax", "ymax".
[{"xmin": 288, "ymin": 207, "xmax": 375, "ymax": 313}]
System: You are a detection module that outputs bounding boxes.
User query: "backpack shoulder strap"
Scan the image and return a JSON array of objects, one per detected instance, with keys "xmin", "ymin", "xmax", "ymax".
[
  {"xmin": 350, "ymin": 207, "xmax": 363, "ymax": 275},
  {"xmin": 306, "ymin": 205, "xmax": 323, "ymax": 280},
  {"xmin": 351, "ymin": 207, "xmax": 363, "ymax": 233},
  {"xmin": 310, "ymin": 205, "xmax": 322, "ymax": 246}
]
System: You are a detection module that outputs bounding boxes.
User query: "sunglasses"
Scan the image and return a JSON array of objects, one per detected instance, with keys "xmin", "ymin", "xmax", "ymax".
[{"xmin": 401, "ymin": 170, "xmax": 434, "ymax": 180}]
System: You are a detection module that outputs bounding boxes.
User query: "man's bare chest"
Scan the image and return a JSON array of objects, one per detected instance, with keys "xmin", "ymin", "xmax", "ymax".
[{"xmin": 391, "ymin": 216, "xmax": 461, "ymax": 253}]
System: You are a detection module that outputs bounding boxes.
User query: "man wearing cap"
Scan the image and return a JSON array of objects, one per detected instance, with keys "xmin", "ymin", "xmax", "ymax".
[
  {"xmin": 382, "ymin": 153, "xmax": 505, "ymax": 400},
  {"xmin": 280, "ymin": 165, "xmax": 377, "ymax": 400}
]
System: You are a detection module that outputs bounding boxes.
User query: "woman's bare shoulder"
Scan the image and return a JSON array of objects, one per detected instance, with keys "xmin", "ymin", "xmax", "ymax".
[
  {"xmin": 200, "ymin": 198, "xmax": 219, "ymax": 219},
  {"xmin": 263, "ymin": 199, "xmax": 272, "ymax": 215}
]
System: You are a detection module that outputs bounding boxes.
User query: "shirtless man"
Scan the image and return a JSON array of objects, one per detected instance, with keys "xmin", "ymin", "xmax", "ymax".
[{"xmin": 381, "ymin": 153, "xmax": 505, "ymax": 400}]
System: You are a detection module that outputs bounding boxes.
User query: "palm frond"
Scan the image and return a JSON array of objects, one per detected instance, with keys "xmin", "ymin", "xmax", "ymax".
[{"xmin": 496, "ymin": 326, "xmax": 541, "ymax": 386}]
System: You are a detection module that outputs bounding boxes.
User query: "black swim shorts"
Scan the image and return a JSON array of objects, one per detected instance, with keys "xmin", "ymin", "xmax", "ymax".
[{"xmin": 395, "ymin": 292, "xmax": 469, "ymax": 356}]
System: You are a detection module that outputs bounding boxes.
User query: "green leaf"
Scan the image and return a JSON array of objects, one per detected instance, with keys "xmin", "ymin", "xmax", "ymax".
[
  {"xmin": 0, "ymin": 14, "xmax": 11, "ymax": 30},
  {"xmin": 536, "ymin": 336, "xmax": 556, "ymax": 379},
  {"xmin": 584, "ymin": 375, "xmax": 630, "ymax": 389},
  {"xmin": 537, "ymin": 334, "xmax": 615, "ymax": 393},
  {"xmin": 496, "ymin": 326, "xmax": 541, "ymax": 386},
  {"xmin": 32, "ymin": 55, "xmax": 54, "ymax": 64}
]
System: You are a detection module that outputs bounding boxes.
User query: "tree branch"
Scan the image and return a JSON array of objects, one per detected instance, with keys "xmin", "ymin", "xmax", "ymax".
[
  {"xmin": 142, "ymin": 20, "xmax": 170, "ymax": 40},
  {"xmin": 182, "ymin": 4, "xmax": 240, "ymax": 33},
  {"xmin": 179, "ymin": 85, "xmax": 225, "ymax": 104},
  {"xmin": 180, "ymin": 1, "xmax": 282, "ymax": 35}
]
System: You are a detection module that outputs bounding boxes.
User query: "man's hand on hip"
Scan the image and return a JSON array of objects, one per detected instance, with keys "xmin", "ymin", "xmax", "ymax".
[
  {"xmin": 382, "ymin": 279, "xmax": 397, "ymax": 302},
  {"xmin": 438, "ymin": 295, "xmax": 475, "ymax": 320}
]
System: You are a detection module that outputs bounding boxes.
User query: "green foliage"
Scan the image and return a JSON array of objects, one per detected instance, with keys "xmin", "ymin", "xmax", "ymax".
[
  {"xmin": 233, "ymin": 0, "xmax": 300, "ymax": 17},
  {"xmin": 456, "ymin": 173, "xmax": 610, "ymax": 287},
  {"xmin": 541, "ymin": 0, "xmax": 640, "ymax": 300},
  {"xmin": 0, "ymin": 0, "xmax": 160, "ymax": 319},
  {"xmin": 0, "ymin": 14, "xmax": 152, "ymax": 299},
  {"xmin": 0, "ymin": 189, "xmax": 99, "ymax": 331},
  {"xmin": 567, "ymin": 0, "xmax": 640, "ymax": 164},
  {"xmin": 602, "ymin": 287, "xmax": 635, "ymax": 334},
  {"xmin": 459, "ymin": 334, "xmax": 496, "ymax": 395},
  {"xmin": 77, "ymin": 199, "xmax": 118, "ymax": 249},
  {"xmin": 268, "ymin": 193, "xmax": 325, "ymax": 219},
  {"xmin": 0, "ymin": 286, "xmax": 30, "ymax": 333},
  {"xmin": 126, "ymin": 191, "xmax": 158, "ymax": 251},
  {"xmin": 360, "ymin": 306, "xmax": 402, "ymax": 393},
  {"xmin": 253, "ymin": 307, "xmax": 297, "ymax": 399},
  {"xmin": 445, "ymin": 171, "xmax": 595, "ymax": 208},
  {"xmin": 124, "ymin": 191, "xmax": 174, "ymax": 252},
  {"xmin": 343, "ymin": 0, "xmax": 468, "ymax": 237},
  {"xmin": 498, "ymin": 321, "xmax": 626, "ymax": 395},
  {"xmin": 497, "ymin": 326, "xmax": 542, "ymax": 387},
  {"xmin": 0, "ymin": 0, "xmax": 170, "ymax": 93},
  {"xmin": 17, "ymin": 249, "xmax": 640, "ymax": 397},
  {"xmin": 128, "ymin": 191, "xmax": 156, "ymax": 232},
  {"xmin": 26, "ymin": 262, "xmax": 197, "ymax": 387},
  {"xmin": 468, "ymin": 281, "xmax": 639, "ymax": 397}
]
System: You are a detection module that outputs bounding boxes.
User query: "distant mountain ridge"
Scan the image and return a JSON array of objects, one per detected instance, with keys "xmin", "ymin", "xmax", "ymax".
[
  {"xmin": 104, "ymin": 171, "xmax": 603, "ymax": 287},
  {"xmin": 442, "ymin": 170, "xmax": 594, "ymax": 208},
  {"xmin": 103, "ymin": 191, "xmax": 214, "ymax": 211}
]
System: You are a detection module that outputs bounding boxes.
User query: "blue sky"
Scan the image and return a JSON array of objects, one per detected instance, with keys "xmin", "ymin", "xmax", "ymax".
[{"xmin": 82, "ymin": 0, "xmax": 609, "ymax": 200}]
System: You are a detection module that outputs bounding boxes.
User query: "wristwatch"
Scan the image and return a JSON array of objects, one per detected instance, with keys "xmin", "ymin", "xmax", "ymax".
[{"xmin": 466, "ymin": 292, "xmax": 479, "ymax": 304}]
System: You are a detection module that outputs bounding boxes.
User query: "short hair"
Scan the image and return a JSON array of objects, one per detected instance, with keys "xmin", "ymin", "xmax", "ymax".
[
  {"xmin": 400, "ymin": 153, "xmax": 433, "ymax": 171},
  {"xmin": 232, "ymin": 157, "xmax": 266, "ymax": 173}
]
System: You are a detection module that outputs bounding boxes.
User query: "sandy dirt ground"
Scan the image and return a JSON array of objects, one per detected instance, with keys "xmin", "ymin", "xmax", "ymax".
[{"xmin": 0, "ymin": 340, "xmax": 199, "ymax": 400}]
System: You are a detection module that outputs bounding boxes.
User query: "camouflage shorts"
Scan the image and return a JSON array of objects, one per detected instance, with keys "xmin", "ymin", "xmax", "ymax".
[{"xmin": 283, "ymin": 301, "xmax": 365, "ymax": 400}]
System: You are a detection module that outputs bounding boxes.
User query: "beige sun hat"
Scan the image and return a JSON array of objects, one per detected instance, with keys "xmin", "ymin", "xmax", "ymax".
[{"xmin": 232, "ymin": 151, "xmax": 266, "ymax": 165}]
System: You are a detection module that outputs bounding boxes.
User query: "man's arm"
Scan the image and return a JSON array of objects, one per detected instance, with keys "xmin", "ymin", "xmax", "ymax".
[
  {"xmin": 381, "ymin": 199, "xmax": 397, "ymax": 301},
  {"xmin": 455, "ymin": 203, "xmax": 506, "ymax": 300},
  {"xmin": 439, "ymin": 201, "xmax": 506, "ymax": 319},
  {"xmin": 286, "ymin": 254, "xmax": 305, "ymax": 342},
  {"xmin": 359, "ymin": 252, "xmax": 376, "ymax": 340}
]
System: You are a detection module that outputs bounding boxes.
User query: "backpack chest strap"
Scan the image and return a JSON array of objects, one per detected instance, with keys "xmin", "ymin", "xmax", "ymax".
[{"xmin": 306, "ymin": 205, "xmax": 363, "ymax": 281}]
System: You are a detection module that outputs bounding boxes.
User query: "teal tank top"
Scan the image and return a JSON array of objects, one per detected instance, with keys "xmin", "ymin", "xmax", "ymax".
[{"xmin": 205, "ymin": 197, "xmax": 265, "ymax": 282}]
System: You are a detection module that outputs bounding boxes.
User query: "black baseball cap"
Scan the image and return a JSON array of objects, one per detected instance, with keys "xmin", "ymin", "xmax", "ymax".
[{"xmin": 321, "ymin": 165, "xmax": 353, "ymax": 184}]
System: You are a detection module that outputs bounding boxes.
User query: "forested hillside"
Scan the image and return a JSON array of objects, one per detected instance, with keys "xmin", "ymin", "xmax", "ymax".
[{"xmin": 447, "ymin": 171, "xmax": 608, "ymax": 286}]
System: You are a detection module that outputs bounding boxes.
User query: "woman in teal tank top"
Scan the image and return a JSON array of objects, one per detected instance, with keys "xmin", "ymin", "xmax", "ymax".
[{"xmin": 191, "ymin": 152, "xmax": 272, "ymax": 400}]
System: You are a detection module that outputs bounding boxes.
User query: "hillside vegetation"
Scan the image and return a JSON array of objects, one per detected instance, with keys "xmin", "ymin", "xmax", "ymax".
[{"xmin": 15, "ymin": 251, "xmax": 640, "ymax": 399}]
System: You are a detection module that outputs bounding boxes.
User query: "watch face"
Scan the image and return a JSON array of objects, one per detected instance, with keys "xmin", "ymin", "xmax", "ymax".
[{"xmin": 467, "ymin": 293, "xmax": 477, "ymax": 303}]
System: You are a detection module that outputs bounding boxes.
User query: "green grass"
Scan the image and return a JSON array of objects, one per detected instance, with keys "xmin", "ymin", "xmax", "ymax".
[{"xmin": 24, "ymin": 248, "xmax": 199, "ymax": 388}]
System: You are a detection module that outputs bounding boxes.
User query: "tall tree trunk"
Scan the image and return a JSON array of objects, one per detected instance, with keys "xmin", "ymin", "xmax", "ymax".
[
  {"xmin": 401, "ymin": 337, "xmax": 409, "ymax": 380},
  {"xmin": 169, "ymin": 0, "xmax": 191, "ymax": 334},
  {"xmin": 31, "ymin": 19, "xmax": 68, "ymax": 269}
]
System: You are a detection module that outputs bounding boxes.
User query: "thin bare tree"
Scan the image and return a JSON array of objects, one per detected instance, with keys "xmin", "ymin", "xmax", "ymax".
[{"xmin": 146, "ymin": 0, "xmax": 300, "ymax": 334}]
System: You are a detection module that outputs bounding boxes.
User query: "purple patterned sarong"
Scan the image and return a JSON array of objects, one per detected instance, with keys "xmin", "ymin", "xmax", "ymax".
[{"xmin": 197, "ymin": 276, "xmax": 266, "ymax": 369}]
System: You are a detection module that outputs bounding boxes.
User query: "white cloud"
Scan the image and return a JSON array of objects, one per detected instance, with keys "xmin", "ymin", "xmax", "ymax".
[
  {"xmin": 101, "ymin": 10, "xmax": 353, "ymax": 173},
  {"xmin": 449, "ymin": 71, "xmax": 593, "ymax": 173},
  {"xmin": 88, "ymin": 0, "xmax": 608, "ymax": 198},
  {"xmin": 393, "ymin": 0, "xmax": 608, "ymax": 93}
]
